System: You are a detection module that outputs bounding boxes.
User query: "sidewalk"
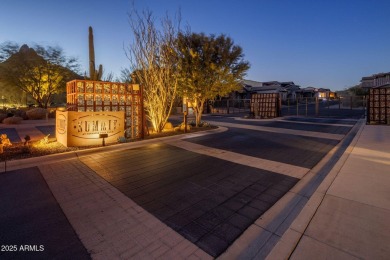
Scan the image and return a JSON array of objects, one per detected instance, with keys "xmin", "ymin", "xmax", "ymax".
[{"xmin": 267, "ymin": 124, "xmax": 390, "ymax": 259}]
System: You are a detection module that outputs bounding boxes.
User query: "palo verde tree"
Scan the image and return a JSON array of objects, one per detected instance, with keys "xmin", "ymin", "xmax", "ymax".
[
  {"xmin": 176, "ymin": 32, "xmax": 250, "ymax": 126},
  {"xmin": 125, "ymin": 9, "xmax": 180, "ymax": 133},
  {"xmin": 0, "ymin": 43, "xmax": 80, "ymax": 108}
]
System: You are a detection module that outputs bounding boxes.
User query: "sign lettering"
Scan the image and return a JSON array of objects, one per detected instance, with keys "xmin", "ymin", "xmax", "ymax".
[{"xmin": 56, "ymin": 111, "xmax": 124, "ymax": 147}]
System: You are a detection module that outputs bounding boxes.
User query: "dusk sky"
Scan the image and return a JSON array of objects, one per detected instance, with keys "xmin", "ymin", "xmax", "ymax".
[{"xmin": 1, "ymin": 0, "xmax": 389, "ymax": 91}]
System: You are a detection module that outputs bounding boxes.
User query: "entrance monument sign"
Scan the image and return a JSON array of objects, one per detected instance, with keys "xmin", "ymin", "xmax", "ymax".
[{"xmin": 56, "ymin": 110, "xmax": 124, "ymax": 147}]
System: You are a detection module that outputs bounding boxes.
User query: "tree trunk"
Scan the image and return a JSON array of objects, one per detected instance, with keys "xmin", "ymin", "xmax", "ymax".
[{"xmin": 194, "ymin": 99, "xmax": 205, "ymax": 127}]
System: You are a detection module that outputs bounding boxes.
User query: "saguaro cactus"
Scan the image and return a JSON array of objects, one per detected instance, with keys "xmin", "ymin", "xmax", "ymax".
[{"xmin": 89, "ymin": 26, "xmax": 103, "ymax": 81}]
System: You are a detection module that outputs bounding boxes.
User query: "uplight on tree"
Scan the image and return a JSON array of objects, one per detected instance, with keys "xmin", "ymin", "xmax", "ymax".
[
  {"xmin": 176, "ymin": 32, "xmax": 250, "ymax": 126},
  {"xmin": 125, "ymin": 9, "xmax": 181, "ymax": 133}
]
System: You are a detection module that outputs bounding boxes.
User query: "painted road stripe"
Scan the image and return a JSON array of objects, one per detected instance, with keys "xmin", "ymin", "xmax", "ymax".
[
  {"xmin": 231, "ymin": 116, "xmax": 355, "ymax": 127},
  {"xmin": 206, "ymin": 121, "xmax": 345, "ymax": 141},
  {"xmin": 276, "ymin": 119, "xmax": 355, "ymax": 127},
  {"xmin": 168, "ymin": 140, "xmax": 310, "ymax": 179}
]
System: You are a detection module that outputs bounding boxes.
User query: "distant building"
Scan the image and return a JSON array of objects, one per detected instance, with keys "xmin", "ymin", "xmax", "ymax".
[
  {"xmin": 361, "ymin": 72, "xmax": 390, "ymax": 89},
  {"xmin": 299, "ymin": 87, "xmax": 333, "ymax": 100},
  {"xmin": 233, "ymin": 80, "xmax": 335, "ymax": 102},
  {"xmin": 236, "ymin": 80, "xmax": 301, "ymax": 101}
]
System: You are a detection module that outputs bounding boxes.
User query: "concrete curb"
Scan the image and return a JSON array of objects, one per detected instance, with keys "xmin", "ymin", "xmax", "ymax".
[
  {"xmin": 265, "ymin": 118, "xmax": 366, "ymax": 259},
  {"xmin": 0, "ymin": 126, "xmax": 227, "ymax": 173}
]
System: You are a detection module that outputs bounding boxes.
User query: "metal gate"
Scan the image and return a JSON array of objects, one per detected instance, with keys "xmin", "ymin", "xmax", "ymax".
[
  {"xmin": 281, "ymin": 97, "xmax": 366, "ymax": 119},
  {"xmin": 250, "ymin": 93, "xmax": 281, "ymax": 118},
  {"xmin": 207, "ymin": 99, "xmax": 251, "ymax": 114},
  {"xmin": 367, "ymin": 87, "xmax": 390, "ymax": 125},
  {"xmin": 66, "ymin": 80, "xmax": 144, "ymax": 139}
]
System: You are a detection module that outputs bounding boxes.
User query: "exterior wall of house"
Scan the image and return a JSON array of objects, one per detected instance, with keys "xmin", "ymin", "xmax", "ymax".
[
  {"xmin": 361, "ymin": 73, "xmax": 390, "ymax": 88},
  {"xmin": 361, "ymin": 77, "xmax": 374, "ymax": 88},
  {"xmin": 374, "ymin": 74, "xmax": 390, "ymax": 87},
  {"xmin": 240, "ymin": 80, "xmax": 334, "ymax": 102}
]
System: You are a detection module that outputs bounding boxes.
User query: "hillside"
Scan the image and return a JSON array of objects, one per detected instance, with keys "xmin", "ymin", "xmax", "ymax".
[{"xmin": 0, "ymin": 44, "xmax": 82, "ymax": 107}]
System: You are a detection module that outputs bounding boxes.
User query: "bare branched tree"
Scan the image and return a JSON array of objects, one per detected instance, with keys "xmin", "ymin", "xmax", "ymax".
[{"xmin": 125, "ymin": 9, "xmax": 180, "ymax": 133}]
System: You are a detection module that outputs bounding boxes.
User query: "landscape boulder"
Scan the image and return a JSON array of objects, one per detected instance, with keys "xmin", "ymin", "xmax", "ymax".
[
  {"xmin": 2, "ymin": 116, "xmax": 23, "ymax": 125},
  {"xmin": 26, "ymin": 107, "xmax": 47, "ymax": 120}
]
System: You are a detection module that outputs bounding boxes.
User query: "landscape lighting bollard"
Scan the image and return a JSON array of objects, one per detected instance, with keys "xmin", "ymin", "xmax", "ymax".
[
  {"xmin": 183, "ymin": 111, "xmax": 188, "ymax": 133},
  {"xmin": 99, "ymin": 133, "xmax": 108, "ymax": 146},
  {"xmin": 0, "ymin": 145, "xmax": 6, "ymax": 173}
]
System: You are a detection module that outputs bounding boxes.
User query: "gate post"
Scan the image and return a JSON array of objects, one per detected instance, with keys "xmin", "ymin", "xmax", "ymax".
[
  {"xmin": 140, "ymin": 85, "xmax": 145, "ymax": 139},
  {"xmin": 305, "ymin": 98, "xmax": 308, "ymax": 116},
  {"xmin": 183, "ymin": 110, "xmax": 188, "ymax": 133},
  {"xmin": 287, "ymin": 99, "xmax": 290, "ymax": 115},
  {"xmin": 350, "ymin": 96, "xmax": 353, "ymax": 110},
  {"xmin": 227, "ymin": 100, "xmax": 229, "ymax": 114},
  {"xmin": 279, "ymin": 95, "xmax": 282, "ymax": 117}
]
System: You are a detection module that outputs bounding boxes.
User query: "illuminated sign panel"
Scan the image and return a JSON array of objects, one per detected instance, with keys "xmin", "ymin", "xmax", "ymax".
[
  {"xmin": 56, "ymin": 111, "xmax": 124, "ymax": 147},
  {"xmin": 66, "ymin": 80, "xmax": 143, "ymax": 139}
]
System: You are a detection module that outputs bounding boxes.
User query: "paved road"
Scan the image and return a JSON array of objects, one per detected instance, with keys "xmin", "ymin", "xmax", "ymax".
[
  {"xmin": 76, "ymin": 115, "xmax": 359, "ymax": 257},
  {"xmin": 0, "ymin": 114, "xmax": 363, "ymax": 258},
  {"xmin": 80, "ymin": 143, "xmax": 298, "ymax": 257},
  {"xmin": 0, "ymin": 167, "xmax": 90, "ymax": 260}
]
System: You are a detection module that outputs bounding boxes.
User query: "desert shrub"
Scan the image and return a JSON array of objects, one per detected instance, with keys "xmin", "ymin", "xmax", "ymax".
[
  {"xmin": 9, "ymin": 109, "xmax": 28, "ymax": 120},
  {"xmin": 117, "ymin": 136, "xmax": 127, "ymax": 143},
  {"xmin": 48, "ymin": 108, "xmax": 56, "ymax": 118},
  {"xmin": 178, "ymin": 122, "xmax": 191, "ymax": 131},
  {"xmin": 26, "ymin": 108, "xmax": 47, "ymax": 120},
  {"xmin": 3, "ymin": 116, "xmax": 23, "ymax": 124},
  {"xmin": 188, "ymin": 120, "xmax": 210, "ymax": 127},
  {"xmin": 0, "ymin": 113, "xmax": 6, "ymax": 123}
]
